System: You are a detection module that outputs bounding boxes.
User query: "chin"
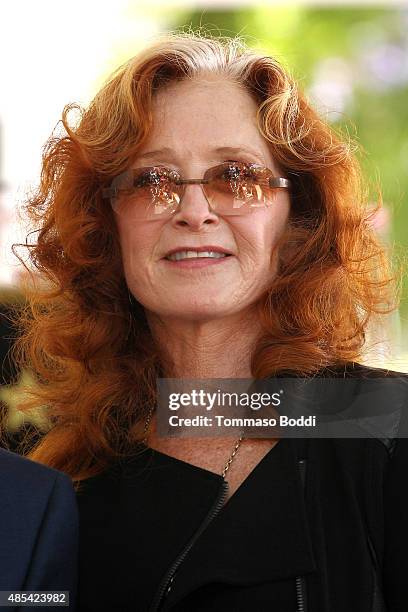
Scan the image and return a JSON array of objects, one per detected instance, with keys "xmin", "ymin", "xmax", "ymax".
[{"xmin": 152, "ymin": 300, "xmax": 238, "ymax": 321}]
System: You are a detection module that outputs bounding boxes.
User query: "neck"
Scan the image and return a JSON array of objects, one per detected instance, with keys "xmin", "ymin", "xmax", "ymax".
[{"xmin": 146, "ymin": 307, "xmax": 262, "ymax": 379}]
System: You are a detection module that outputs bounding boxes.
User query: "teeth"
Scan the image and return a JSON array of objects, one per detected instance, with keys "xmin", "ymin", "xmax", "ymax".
[{"xmin": 167, "ymin": 250, "xmax": 228, "ymax": 261}]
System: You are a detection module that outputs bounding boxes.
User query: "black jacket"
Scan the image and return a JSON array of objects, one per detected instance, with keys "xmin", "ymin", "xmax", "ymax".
[{"xmin": 75, "ymin": 364, "xmax": 408, "ymax": 612}]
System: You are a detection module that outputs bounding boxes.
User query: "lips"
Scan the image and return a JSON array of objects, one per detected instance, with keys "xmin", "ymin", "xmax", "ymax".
[{"xmin": 163, "ymin": 246, "xmax": 234, "ymax": 260}]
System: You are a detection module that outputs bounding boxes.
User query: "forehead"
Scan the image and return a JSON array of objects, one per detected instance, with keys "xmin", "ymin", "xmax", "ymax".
[{"xmin": 136, "ymin": 78, "xmax": 273, "ymax": 167}]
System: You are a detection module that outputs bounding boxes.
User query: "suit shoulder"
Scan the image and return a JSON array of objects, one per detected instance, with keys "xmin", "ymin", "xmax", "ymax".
[{"xmin": 0, "ymin": 448, "xmax": 73, "ymax": 492}]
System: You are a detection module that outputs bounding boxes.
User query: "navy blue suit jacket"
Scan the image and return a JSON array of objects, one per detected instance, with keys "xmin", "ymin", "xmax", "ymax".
[{"xmin": 0, "ymin": 448, "xmax": 78, "ymax": 611}]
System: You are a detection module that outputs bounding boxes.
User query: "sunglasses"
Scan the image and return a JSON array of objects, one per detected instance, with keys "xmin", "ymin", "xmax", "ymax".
[{"xmin": 102, "ymin": 161, "xmax": 290, "ymax": 220}]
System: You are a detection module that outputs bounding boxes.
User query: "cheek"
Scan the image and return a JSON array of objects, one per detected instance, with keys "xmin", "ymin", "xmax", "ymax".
[
  {"xmin": 242, "ymin": 216, "xmax": 285, "ymax": 258},
  {"xmin": 247, "ymin": 207, "xmax": 290, "ymax": 269},
  {"xmin": 116, "ymin": 221, "xmax": 154, "ymax": 277},
  {"xmin": 264, "ymin": 197, "xmax": 290, "ymax": 243}
]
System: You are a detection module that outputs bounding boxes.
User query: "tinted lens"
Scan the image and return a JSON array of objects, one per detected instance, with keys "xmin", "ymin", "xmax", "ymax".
[
  {"xmin": 203, "ymin": 162, "xmax": 277, "ymax": 215},
  {"xmin": 110, "ymin": 167, "xmax": 182, "ymax": 219}
]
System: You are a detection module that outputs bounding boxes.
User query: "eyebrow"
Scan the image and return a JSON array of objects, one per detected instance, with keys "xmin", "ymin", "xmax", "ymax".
[{"xmin": 136, "ymin": 146, "xmax": 266, "ymax": 165}]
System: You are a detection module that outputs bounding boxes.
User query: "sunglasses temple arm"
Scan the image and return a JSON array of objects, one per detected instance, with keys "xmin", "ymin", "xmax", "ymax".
[{"xmin": 269, "ymin": 178, "xmax": 290, "ymax": 189}]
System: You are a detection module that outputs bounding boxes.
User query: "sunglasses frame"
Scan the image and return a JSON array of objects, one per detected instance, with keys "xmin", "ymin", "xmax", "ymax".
[{"xmin": 101, "ymin": 161, "xmax": 290, "ymax": 216}]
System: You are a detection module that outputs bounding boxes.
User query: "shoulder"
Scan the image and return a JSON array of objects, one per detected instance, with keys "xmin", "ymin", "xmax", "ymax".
[
  {"xmin": 285, "ymin": 363, "xmax": 408, "ymax": 484},
  {"xmin": 0, "ymin": 446, "xmax": 78, "ymax": 528},
  {"xmin": 317, "ymin": 360, "xmax": 408, "ymax": 381},
  {"xmin": 305, "ymin": 362, "xmax": 408, "ymax": 457},
  {"xmin": 0, "ymin": 447, "xmax": 75, "ymax": 501},
  {"xmin": 341, "ymin": 362, "xmax": 408, "ymax": 456},
  {"xmin": 0, "ymin": 445, "xmax": 66, "ymax": 477},
  {"xmin": 0, "ymin": 448, "xmax": 78, "ymax": 594}
]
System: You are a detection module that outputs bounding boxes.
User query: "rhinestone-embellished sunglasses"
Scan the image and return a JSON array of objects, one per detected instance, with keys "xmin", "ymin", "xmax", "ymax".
[{"xmin": 102, "ymin": 161, "xmax": 290, "ymax": 220}]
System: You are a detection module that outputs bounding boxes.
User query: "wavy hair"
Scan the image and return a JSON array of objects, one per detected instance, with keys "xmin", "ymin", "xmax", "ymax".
[{"xmin": 5, "ymin": 31, "xmax": 399, "ymax": 483}]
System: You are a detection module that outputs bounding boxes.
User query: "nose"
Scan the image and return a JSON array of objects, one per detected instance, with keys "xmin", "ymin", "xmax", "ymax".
[{"xmin": 170, "ymin": 183, "xmax": 220, "ymax": 230}]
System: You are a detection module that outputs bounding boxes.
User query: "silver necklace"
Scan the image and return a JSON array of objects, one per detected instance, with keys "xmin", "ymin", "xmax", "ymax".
[{"xmin": 142, "ymin": 405, "xmax": 244, "ymax": 479}]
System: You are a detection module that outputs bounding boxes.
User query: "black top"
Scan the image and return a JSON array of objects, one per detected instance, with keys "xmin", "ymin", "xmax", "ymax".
[{"xmin": 75, "ymin": 364, "xmax": 408, "ymax": 612}]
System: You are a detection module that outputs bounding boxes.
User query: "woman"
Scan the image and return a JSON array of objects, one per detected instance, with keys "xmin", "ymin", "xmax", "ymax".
[{"xmin": 10, "ymin": 32, "xmax": 408, "ymax": 611}]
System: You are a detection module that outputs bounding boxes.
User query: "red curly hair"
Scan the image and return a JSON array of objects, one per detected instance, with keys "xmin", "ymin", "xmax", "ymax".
[{"xmin": 5, "ymin": 31, "xmax": 399, "ymax": 484}]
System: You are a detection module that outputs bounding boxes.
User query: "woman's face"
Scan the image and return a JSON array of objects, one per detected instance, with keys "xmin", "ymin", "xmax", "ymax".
[{"xmin": 115, "ymin": 78, "xmax": 290, "ymax": 322}]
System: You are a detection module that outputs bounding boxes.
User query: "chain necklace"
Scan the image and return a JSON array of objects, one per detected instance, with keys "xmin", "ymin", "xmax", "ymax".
[{"xmin": 142, "ymin": 405, "xmax": 245, "ymax": 479}]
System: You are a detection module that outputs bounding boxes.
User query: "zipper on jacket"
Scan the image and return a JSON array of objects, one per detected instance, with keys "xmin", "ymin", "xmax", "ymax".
[
  {"xmin": 149, "ymin": 479, "xmax": 229, "ymax": 612},
  {"xmin": 295, "ymin": 458, "xmax": 308, "ymax": 612}
]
